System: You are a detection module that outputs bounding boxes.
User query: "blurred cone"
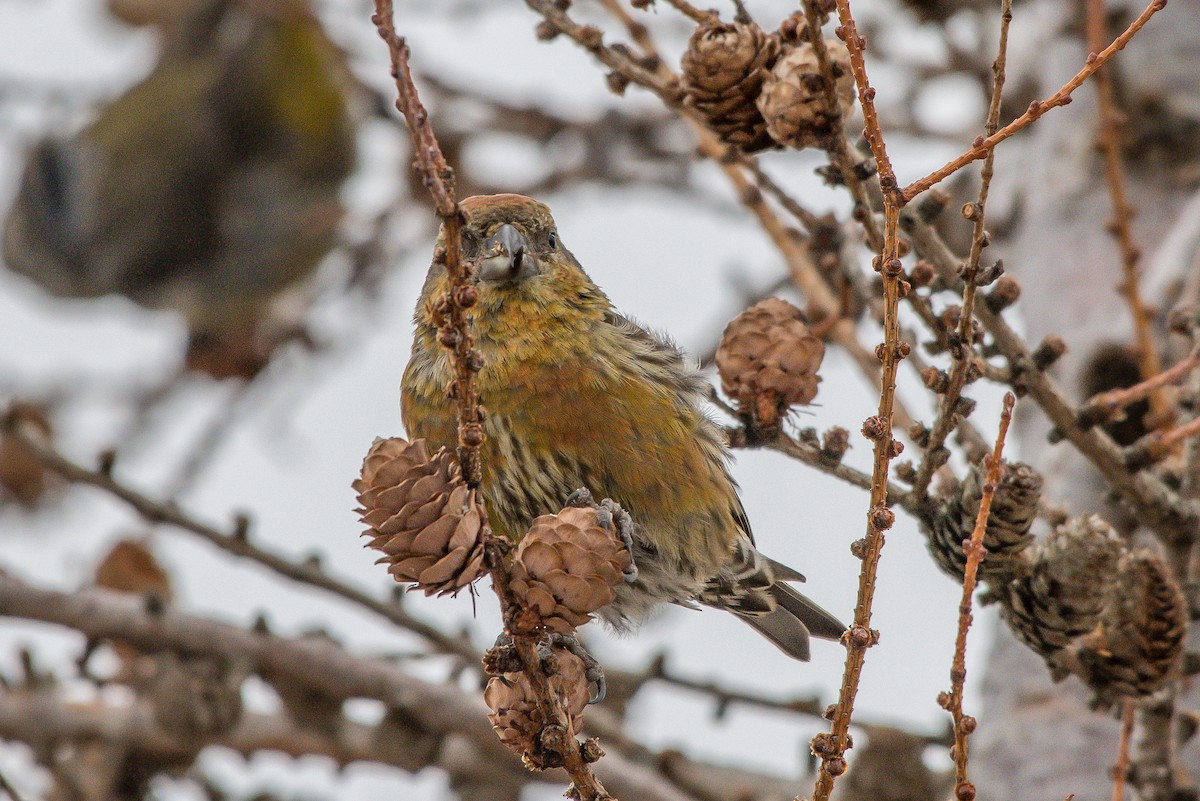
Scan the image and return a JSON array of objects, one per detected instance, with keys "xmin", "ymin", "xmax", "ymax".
[
  {"xmin": 1076, "ymin": 549, "xmax": 1186, "ymax": 707},
  {"xmin": 999, "ymin": 514, "xmax": 1124, "ymax": 660},
  {"xmin": 2, "ymin": 0, "xmax": 358, "ymax": 379},
  {"xmin": 0, "ymin": 402, "xmax": 54, "ymax": 508},
  {"xmin": 93, "ymin": 538, "xmax": 174, "ymax": 677}
]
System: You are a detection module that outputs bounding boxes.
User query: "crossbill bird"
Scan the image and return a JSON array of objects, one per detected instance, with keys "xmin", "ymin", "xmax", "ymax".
[
  {"xmin": 402, "ymin": 194, "xmax": 843, "ymax": 660},
  {"xmin": 2, "ymin": 0, "xmax": 357, "ymax": 377}
]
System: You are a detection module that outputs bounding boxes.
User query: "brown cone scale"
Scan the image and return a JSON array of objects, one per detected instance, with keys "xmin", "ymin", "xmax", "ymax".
[
  {"xmin": 354, "ymin": 437, "xmax": 487, "ymax": 596},
  {"xmin": 927, "ymin": 461, "xmax": 1042, "ymax": 583}
]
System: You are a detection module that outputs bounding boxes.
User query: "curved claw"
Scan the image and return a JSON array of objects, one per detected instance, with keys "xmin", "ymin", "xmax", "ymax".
[
  {"xmin": 548, "ymin": 631, "xmax": 607, "ymax": 705},
  {"xmin": 564, "ymin": 488, "xmax": 640, "ymax": 583}
]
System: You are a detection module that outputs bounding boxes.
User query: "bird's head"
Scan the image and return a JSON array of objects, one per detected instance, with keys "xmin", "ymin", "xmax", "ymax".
[{"xmin": 417, "ymin": 194, "xmax": 608, "ymax": 345}]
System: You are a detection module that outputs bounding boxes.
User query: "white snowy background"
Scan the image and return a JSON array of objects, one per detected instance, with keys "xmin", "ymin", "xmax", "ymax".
[{"xmin": 0, "ymin": 1, "xmax": 1014, "ymax": 798}]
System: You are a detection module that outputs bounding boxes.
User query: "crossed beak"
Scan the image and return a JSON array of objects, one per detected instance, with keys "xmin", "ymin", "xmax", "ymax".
[{"xmin": 478, "ymin": 223, "xmax": 536, "ymax": 283}]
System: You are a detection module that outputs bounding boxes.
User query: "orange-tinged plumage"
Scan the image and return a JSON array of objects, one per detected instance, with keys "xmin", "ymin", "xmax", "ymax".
[{"xmin": 402, "ymin": 194, "xmax": 843, "ymax": 660}]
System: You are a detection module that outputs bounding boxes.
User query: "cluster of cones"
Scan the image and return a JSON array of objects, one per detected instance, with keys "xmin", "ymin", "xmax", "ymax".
[
  {"xmin": 680, "ymin": 12, "xmax": 856, "ymax": 152},
  {"xmin": 924, "ymin": 462, "xmax": 1186, "ymax": 707},
  {"xmin": 354, "ymin": 438, "xmax": 632, "ymax": 761}
]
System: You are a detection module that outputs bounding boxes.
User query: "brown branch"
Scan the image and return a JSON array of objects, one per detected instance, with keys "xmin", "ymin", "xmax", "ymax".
[
  {"xmin": 372, "ymin": 0, "xmax": 481, "ymax": 488},
  {"xmin": 1112, "ymin": 698, "xmax": 1135, "ymax": 801},
  {"xmin": 605, "ymin": 653, "xmax": 954, "ymax": 749},
  {"xmin": 1124, "ymin": 414, "xmax": 1200, "ymax": 470},
  {"xmin": 0, "ymin": 415, "xmax": 479, "ymax": 664},
  {"xmin": 0, "ymin": 574, "xmax": 705, "ymax": 801},
  {"xmin": 899, "ymin": 0, "xmax": 1167, "ymax": 201},
  {"xmin": 373, "ymin": 6, "xmax": 610, "ymax": 797},
  {"xmin": 0, "ymin": 689, "xmax": 534, "ymax": 797},
  {"xmin": 1080, "ymin": 345, "xmax": 1200, "ymax": 430},
  {"xmin": 899, "ymin": 208, "xmax": 1200, "ymax": 543},
  {"xmin": 798, "ymin": 1, "xmax": 884, "ymax": 249},
  {"xmin": 940, "ymin": 392, "xmax": 1015, "ymax": 797},
  {"xmin": 702, "ymin": 386, "xmax": 919, "ymax": 512},
  {"xmin": 1086, "ymin": 0, "xmax": 1164, "ymax": 410},
  {"xmin": 806, "ymin": 0, "xmax": 910, "ymax": 795},
  {"xmin": 830, "ymin": 1, "xmax": 896, "ymax": 198},
  {"xmin": 658, "ymin": 0, "xmax": 718, "ymax": 24},
  {"xmin": 912, "ymin": 0, "xmax": 1013, "ymax": 502}
]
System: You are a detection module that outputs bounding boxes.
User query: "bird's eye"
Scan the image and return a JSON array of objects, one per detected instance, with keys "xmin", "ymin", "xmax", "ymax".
[{"xmin": 548, "ymin": 231, "xmax": 558, "ymax": 249}]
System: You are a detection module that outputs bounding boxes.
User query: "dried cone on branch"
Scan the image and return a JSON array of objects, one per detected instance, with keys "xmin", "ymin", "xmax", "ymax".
[
  {"xmin": 484, "ymin": 645, "xmax": 590, "ymax": 766},
  {"xmin": 1000, "ymin": 515, "xmax": 1124, "ymax": 665},
  {"xmin": 716, "ymin": 297, "xmax": 825, "ymax": 433},
  {"xmin": 508, "ymin": 504, "xmax": 633, "ymax": 633},
  {"xmin": 757, "ymin": 38, "xmax": 856, "ymax": 150},
  {"xmin": 681, "ymin": 21, "xmax": 780, "ymax": 153},
  {"xmin": 93, "ymin": 538, "xmax": 174, "ymax": 679},
  {"xmin": 0, "ymin": 402, "xmax": 54, "ymax": 507},
  {"xmin": 1075, "ymin": 550, "xmax": 1186, "ymax": 707},
  {"xmin": 926, "ymin": 460, "xmax": 1041, "ymax": 582},
  {"xmin": 354, "ymin": 437, "xmax": 486, "ymax": 596}
]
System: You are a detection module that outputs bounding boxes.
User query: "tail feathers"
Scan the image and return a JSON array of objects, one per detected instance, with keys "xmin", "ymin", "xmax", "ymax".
[
  {"xmin": 766, "ymin": 556, "xmax": 806, "ymax": 583},
  {"xmin": 737, "ymin": 608, "xmax": 812, "ymax": 661},
  {"xmin": 771, "ymin": 583, "xmax": 846, "ymax": 642}
]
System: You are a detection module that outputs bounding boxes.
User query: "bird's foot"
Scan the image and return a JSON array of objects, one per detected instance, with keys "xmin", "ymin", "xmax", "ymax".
[
  {"xmin": 546, "ymin": 631, "xmax": 606, "ymax": 704},
  {"xmin": 565, "ymin": 488, "xmax": 639, "ymax": 583},
  {"xmin": 487, "ymin": 630, "xmax": 606, "ymax": 704}
]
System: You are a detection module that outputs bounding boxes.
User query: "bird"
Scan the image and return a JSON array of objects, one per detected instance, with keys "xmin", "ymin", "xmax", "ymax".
[
  {"xmin": 401, "ymin": 193, "xmax": 844, "ymax": 661},
  {"xmin": 1, "ymin": 0, "xmax": 358, "ymax": 378}
]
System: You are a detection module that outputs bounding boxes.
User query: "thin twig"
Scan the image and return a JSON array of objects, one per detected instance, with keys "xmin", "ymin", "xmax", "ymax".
[
  {"xmin": 706, "ymin": 382, "xmax": 918, "ymax": 512},
  {"xmin": 371, "ymin": 0, "xmax": 482, "ymax": 488},
  {"xmin": 912, "ymin": 0, "xmax": 1013, "ymax": 502},
  {"xmin": 0, "ymin": 770, "xmax": 30, "ymax": 801},
  {"xmin": 830, "ymin": 3, "xmax": 897, "ymax": 199},
  {"xmin": 808, "ymin": 10, "xmax": 906, "ymax": 786},
  {"xmin": 799, "ymin": 1, "xmax": 884, "ymax": 249},
  {"xmin": 1112, "ymin": 698, "xmax": 1135, "ymax": 801},
  {"xmin": 941, "ymin": 392, "xmax": 1015, "ymax": 796},
  {"xmin": 1081, "ymin": 345, "xmax": 1200, "ymax": 430},
  {"xmin": 900, "ymin": 0, "xmax": 1167, "ymax": 201},
  {"xmin": 1124, "ymin": 415, "xmax": 1200, "ymax": 470},
  {"xmin": 659, "ymin": 0, "xmax": 718, "ymax": 24},
  {"xmin": 764, "ymin": 432, "xmax": 918, "ymax": 515},
  {"xmin": 900, "ymin": 207, "xmax": 1200, "ymax": 542},
  {"xmin": 1086, "ymin": 0, "xmax": 1164, "ymax": 414}
]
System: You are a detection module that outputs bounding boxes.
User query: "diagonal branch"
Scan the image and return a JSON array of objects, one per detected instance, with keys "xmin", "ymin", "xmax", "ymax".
[{"xmin": 900, "ymin": 0, "xmax": 1167, "ymax": 201}]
